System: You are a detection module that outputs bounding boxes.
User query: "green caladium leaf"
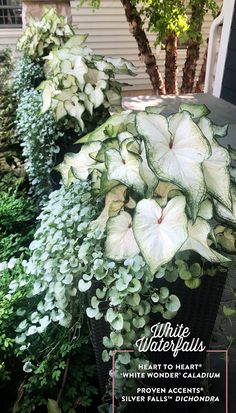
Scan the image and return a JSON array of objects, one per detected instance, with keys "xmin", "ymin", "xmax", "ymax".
[
  {"xmin": 133, "ymin": 196, "xmax": 188, "ymax": 274},
  {"xmin": 136, "ymin": 111, "xmax": 211, "ymax": 218},
  {"xmin": 198, "ymin": 117, "xmax": 231, "ymax": 210},
  {"xmin": 180, "ymin": 217, "xmax": 230, "ymax": 262},
  {"xmin": 105, "ymin": 211, "xmax": 140, "ymax": 261},
  {"xmin": 106, "ymin": 143, "xmax": 145, "ymax": 195},
  {"xmin": 179, "ymin": 103, "xmax": 210, "ymax": 118}
]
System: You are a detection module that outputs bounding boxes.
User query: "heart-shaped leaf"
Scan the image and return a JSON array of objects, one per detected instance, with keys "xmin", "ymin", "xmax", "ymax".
[
  {"xmin": 58, "ymin": 142, "xmax": 101, "ymax": 183},
  {"xmin": 133, "ymin": 196, "xmax": 188, "ymax": 274},
  {"xmin": 214, "ymin": 185, "xmax": 236, "ymax": 225},
  {"xmin": 110, "ymin": 332, "xmax": 123, "ymax": 347},
  {"xmin": 179, "ymin": 103, "xmax": 210, "ymax": 118},
  {"xmin": 180, "ymin": 217, "xmax": 230, "ymax": 263},
  {"xmin": 106, "ymin": 145, "xmax": 145, "ymax": 195},
  {"xmin": 136, "ymin": 111, "xmax": 211, "ymax": 218},
  {"xmin": 105, "ymin": 211, "xmax": 140, "ymax": 261},
  {"xmin": 198, "ymin": 117, "xmax": 231, "ymax": 210},
  {"xmin": 92, "ymin": 185, "xmax": 126, "ymax": 231},
  {"xmin": 165, "ymin": 294, "xmax": 181, "ymax": 312},
  {"xmin": 78, "ymin": 279, "xmax": 92, "ymax": 292}
]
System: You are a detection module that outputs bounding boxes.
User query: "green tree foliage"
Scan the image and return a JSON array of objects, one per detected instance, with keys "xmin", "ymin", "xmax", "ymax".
[{"xmin": 80, "ymin": 0, "xmax": 219, "ymax": 94}]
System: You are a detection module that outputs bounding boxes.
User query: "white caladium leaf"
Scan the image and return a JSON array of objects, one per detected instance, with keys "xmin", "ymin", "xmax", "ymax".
[
  {"xmin": 77, "ymin": 111, "xmax": 134, "ymax": 143},
  {"xmin": 198, "ymin": 117, "xmax": 231, "ymax": 210},
  {"xmin": 106, "ymin": 144, "xmax": 145, "ymax": 195},
  {"xmin": 136, "ymin": 111, "xmax": 210, "ymax": 218},
  {"xmin": 212, "ymin": 123, "xmax": 228, "ymax": 138},
  {"xmin": 214, "ymin": 185, "xmax": 236, "ymax": 225},
  {"xmin": 139, "ymin": 142, "xmax": 158, "ymax": 194},
  {"xmin": 230, "ymin": 166, "xmax": 236, "ymax": 183},
  {"xmin": 145, "ymin": 105, "xmax": 165, "ymax": 114},
  {"xmin": 154, "ymin": 181, "xmax": 180, "ymax": 207},
  {"xmin": 105, "ymin": 57, "xmax": 137, "ymax": 75},
  {"xmin": 94, "ymin": 59, "xmax": 114, "ymax": 72},
  {"xmin": 53, "ymin": 85, "xmax": 77, "ymax": 102},
  {"xmin": 180, "ymin": 217, "xmax": 230, "ymax": 262},
  {"xmin": 53, "ymin": 101, "xmax": 67, "ymax": 121},
  {"xmin": 78, "ymin": 92, "xmax": 93, "ymax": 115},
  {"xmin": 92, "ymin": 185, "xmax": 127, "ymax": 231},
  {"xmin": 117, "ymin": 131, "xmax": 134, "ymax": 143},
  {"xmin": 85, "ymin": 82, "xmax": 106, "ymax": 108},
  {"xmin": 55, "ymin": 160, "xmax": 74, "ymax": 186},
  {"xmin": 105, "ymin": 211, "xmax": 140, "ymax": 261},
  {"xmin": 85, "ymin": 68, "xmax": 108, "ymax": 84},
  {"xmin": 59, "ymin": 142, "xmax": 101, "ymax": 181},
  {"xmin": 105, "ymin": 89, "xmax": 121, "ymax": 107},
  {"xmin": 64, "ymin": 96, "xmax": 85, "ymax": 130},
  {"xmin": 198, "ymin": 198, "xmax": 213, "ymax": 220},
  {"xmin": 133, "ymin": 196, "xmax": 188, "ymax": 274},
  {"xmin": 61, "ymin": 55, "xmax": 88, "ymax": 89},
  {"xmin": 179, "ymin": 103, "xmax": 210, "ymax": 118},
  {"xmin": 41, "ymin": 81, "xmax": 54, "ymax": 113},
  {"xmin": 63, "ymin": 34, "xmax": 88, "ymax": 48}
]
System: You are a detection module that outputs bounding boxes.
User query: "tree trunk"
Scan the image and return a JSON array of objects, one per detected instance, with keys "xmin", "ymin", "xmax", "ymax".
[
  {"xmin": 120, "ymin": 0, "xmax": 166, "ymax": 94},
  {"xmin": 181, "ymin": 2, "xmax": 205, "ymax": 94},
  {"xmin": 195, "ymin": 38, "xmax": 208, "ymax": 92},
  {"xmin": 165, "ymin": 30, "xmax": 178, "ymax": 94}
]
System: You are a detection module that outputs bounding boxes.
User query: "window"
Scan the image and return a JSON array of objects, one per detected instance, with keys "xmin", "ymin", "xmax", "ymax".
[{"xmin": 0, "ymin": 0, "xmax": 22, "ymax": 27}]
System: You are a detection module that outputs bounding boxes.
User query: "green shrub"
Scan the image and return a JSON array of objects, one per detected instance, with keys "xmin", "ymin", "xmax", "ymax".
[{"xmin": 0, "ymin": 189, "xmax": 37, "ymax": 261}]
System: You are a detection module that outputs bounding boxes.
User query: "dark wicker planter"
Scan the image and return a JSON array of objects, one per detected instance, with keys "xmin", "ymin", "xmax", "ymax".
[{"xmin": 88, "ymin": 271, "xmax": 227, "ymax": 398}]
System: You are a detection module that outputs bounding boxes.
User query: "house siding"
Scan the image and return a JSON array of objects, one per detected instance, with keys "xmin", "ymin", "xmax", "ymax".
[
  {"xmin": 0, "ymin": 0, "xmax": 222, "ymax": 93},
  {"xmin": 221, "ymin": 3, "xmax": 236, "ymax": 104}
]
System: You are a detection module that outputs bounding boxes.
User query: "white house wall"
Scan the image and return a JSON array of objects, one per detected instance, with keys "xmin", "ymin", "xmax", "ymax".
[{"xmin": 0, "ymin": 0, "xmax": 222, "ymax": 93}]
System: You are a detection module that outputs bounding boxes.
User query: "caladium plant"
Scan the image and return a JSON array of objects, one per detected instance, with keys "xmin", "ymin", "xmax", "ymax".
[
  {"xmin": 17, "ymin": 8, "xmax": 74, "ymax": 59},
  {"xmin": 58, "ymin": 103, "xmax": 235, "ymax": 282},
  {"xmin": 38, "ymin": 35, "xmax": 136, "ymax": 130}
]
